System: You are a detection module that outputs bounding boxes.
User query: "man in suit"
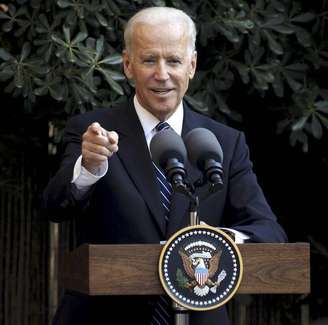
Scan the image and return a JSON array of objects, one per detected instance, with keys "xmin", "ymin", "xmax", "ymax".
[{"xmin": 43, "ymin": 6, "xmax": 287, "ymax": 325}]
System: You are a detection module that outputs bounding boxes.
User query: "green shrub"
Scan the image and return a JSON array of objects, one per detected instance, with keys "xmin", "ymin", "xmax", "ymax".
[{"xmin": 0, "ymin": 0, "xmax": 327, "ymax": 151}]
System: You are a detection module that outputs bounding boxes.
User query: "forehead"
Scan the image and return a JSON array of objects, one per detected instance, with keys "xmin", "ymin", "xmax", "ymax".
[{"xmin": 131, "ymin": 22, "xmax": 190, "ymax": 54}]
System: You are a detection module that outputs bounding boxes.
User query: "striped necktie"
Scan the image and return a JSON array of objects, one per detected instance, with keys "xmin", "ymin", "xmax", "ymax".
[
  {"xmin": 150, "ymin": 121, "xmax": 174, "ymax": 325},
  {"xmin": 152, "ymin": 122, "xmax": 173, "ymax": 221}
]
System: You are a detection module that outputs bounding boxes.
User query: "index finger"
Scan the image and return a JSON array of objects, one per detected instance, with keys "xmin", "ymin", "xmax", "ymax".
[{"xmin": 89, "ymin": 122, "xmax": 109, "ymax": 137}]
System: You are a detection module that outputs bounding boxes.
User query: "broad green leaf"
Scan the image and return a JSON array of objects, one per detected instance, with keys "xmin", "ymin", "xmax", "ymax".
[
  {"xmin": 57, "ymin": 0, "xmax": 72, "ymax": 8},
  {"xmin": 291, "ymin": 116, "xmax": 308, "ymax": 131},
  {"xmin": 15, "ymin": 22, "xmax": 30, "ymax": 37},
  {"xmin": 284, "ymin": 73, "xmax": 302, "ymax": 91},
  {"xmin": 231, "ymin": 61, "xmax": 249, "ymax": 84},
  {"xmin": 153, "ymin": 0, "xmax": 166, "ymax": 5},
  {"xmin": 317, "ymin": 114, "xmax": 328, "ymax": 130},
  {"xmin": 311, "ymin": 114, "xmax": 322, "ymax": 139},
  {"xmin": 34, "ymin": 86, "xmax": 48, "ymax": 96},
  {"xmin": 286, "ymin": 63, "xmax": 308, "ymax": 72},
  {"xmin": 106, "ymin": 0, "xmax": 122, "ymax": 15},
  {"xmin": 7, "ymin": 4, "xmax": 16, "ymax": 15},
  {"xmin": 262, "ymin": 15, "xmax": 285, "ymax": 27},
  {"xmin": 51, "ymin": 34, "xmax": 66, "ymax": 46},
  {"xmin": 295, "ymin": 28, "xmax": 312, "ymax": 47},
  {"xmin": 55, "ymin": 48, "xmax": 65, "ymax": 59},
  {"xmin": 315, "ymin": 101, "xmax": 328, "ymax": 114},
  {"xmin": 82, "ymin": 71, "xmax": 96, "ymax": 93},
  {"xmin": 20, "ymin": 42, "xmax": 31, "ymax": 61},
  {"xmin": 0, "ymin": 70, "xmax": 14, "ymax": 81},
  {"xmin": 268, "ymin": 24, "xmax": 294, "ymax": 34},
  {"xmin": 72, "ymin": 32, "xmax": 88, "ymax": 45},
  {"xmin": 95, "ymin": 12, "xmax": 108, "ymax": 27},
  {"xmin": 33, "ymin": 77, "xmax": 44, "ymax": 86},
  {"xmin": 14, "ymin": 65, "xmax": 24, "ymax": 88},
  {"xmin": 74, "ymin": 83, "xmax": 91, "ymax": 101},
  {"xmin": 272, "ymin": 73, "xmax": 284, "ymax": 97},
  {"xmin": 0, "ymin": 12, "xmax": 10, "ymax": 19},
  {"xmin": 252, "ymin": 70, "xmax": 269, "ymax": 90},
  {"xmin": 66, "ymin": 10, "xmax": 77, "ymax": 26},
  {"xmin": 103, "ymin": 69, "xmax": 125, "ymax": 81},
  {"xmin": 271, "ymin": 0, "xmax": 286, "ymax": 13},
  {"xmin": 95, "ymin": 36, "xmax": 104, "ymax": 60},
  {"xmin": 2, "ymin": 21, "xmax": 13, "ymax": 32},
  {"xmin": 262, "ymin": 30, "xmax": 283, "ymax": 55},
  {"xmin": 50, "ymin": 83, "xmax": 64, "ymax": 101},
  {"xmin": 100, "ymin": 68, "xmax": 123, "ymax": 95},
  {"xmin": 289, "ymin": 130, "xmax": 308, "ymax": 152},
  {"xmin": 66, "ymin": 49, "xmax": 77, "ymax": 63},
  {"xmin": 63, "ymin": 26, "xmax": 71, "ymax": 43},
  {"xmin": 291, "ymin": 13, "xmax": 316, "ymax": 23},
  {"xmin": 0, "ymin": 48, "xmax": 14, "ymax": 61},
  {"xmin": 100, "ymin": 54, "xmax": 123, "ymax": 65},
  {"xmin": 45, "ymin": 44, "xmax": 53, "ymax": 62},
  {"xmin": 217, "ymin": 25, "xmax": 240, "ymax": 44},
  {"xmin": 38, "ymin": 13, "xmax": 49, "ymax": 28},
  {"xmin": 71, "ymin": 83, "xmax": 83, "ymax": 105}
]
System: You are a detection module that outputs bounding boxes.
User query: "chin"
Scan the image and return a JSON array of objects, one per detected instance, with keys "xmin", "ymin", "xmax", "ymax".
[{"xmin": 151, "ymin": 107, "xmax": 175, "ymax": 120}]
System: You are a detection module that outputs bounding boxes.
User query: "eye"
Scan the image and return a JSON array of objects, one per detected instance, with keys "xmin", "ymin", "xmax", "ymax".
[
  {"xmin": 168, "ymin": 58, "xmax": 182, "ymax": 65},
  {"xmin": 143, "ymin": 58, "xmax": 156, "ymax": 65}
]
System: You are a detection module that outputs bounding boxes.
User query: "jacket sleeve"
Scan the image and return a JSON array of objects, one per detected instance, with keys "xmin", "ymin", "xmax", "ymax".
[{"xmin": 42, "ymin": 115, "xmax": 96, "ymax": 222}]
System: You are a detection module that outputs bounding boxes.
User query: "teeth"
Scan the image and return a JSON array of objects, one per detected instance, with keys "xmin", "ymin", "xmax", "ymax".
[{"xmin": 153, "ymin": 89, "xmax": 170, "ymax": 93}]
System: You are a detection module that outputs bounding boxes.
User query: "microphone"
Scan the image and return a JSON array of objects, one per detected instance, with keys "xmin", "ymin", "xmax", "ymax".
[
  {"xmin": 184, "ymin": 128, "xmax": 224, "ymax": 192},
  {"xmin": 150, "ymin": 128, "xmax": 188, "ymax": 190}
]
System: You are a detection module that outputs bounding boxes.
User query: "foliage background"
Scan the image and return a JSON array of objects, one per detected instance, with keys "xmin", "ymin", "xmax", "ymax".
[{"xmin": 0, "ymin": 0, "xmax": 327, "ymax": 324}]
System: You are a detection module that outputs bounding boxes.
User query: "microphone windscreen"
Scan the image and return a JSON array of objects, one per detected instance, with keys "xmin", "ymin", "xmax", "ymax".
[
  {"xmin": 184, "ymin": 128, "xmax": 223, "ymax": 169},
  {"xmin": 150, "ymin": 128, "xmax": 187, "ymax": 169}
]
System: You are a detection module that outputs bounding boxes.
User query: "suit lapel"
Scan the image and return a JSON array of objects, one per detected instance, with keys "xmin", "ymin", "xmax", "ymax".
[
  {"xmin": 102, "ymin": 100, "xmax": 206, "ymax": 239},
  {"xmin": 104, "ymin": 100, "xmax": 166, "ymax": 237}
]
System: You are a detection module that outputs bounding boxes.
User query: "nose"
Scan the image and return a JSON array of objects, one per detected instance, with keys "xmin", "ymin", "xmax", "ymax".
[{"xmin": 154, "ymin": 61, "xmax": 169, "ymax": 81}]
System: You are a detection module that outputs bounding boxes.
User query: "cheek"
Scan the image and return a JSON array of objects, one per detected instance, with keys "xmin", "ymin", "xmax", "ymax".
[{"xmin": 179, "ymin": 75, "xmax": 191, "ymax": 91}]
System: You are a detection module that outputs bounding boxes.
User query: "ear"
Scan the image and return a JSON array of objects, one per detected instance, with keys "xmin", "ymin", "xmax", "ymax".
[
  {"xmin": 189, "ymin": 51, "xmax": 197, "ymax": 80},
  {"xmin": 122, "ymin": 50, "xmax": 134, "ymax": 80}
]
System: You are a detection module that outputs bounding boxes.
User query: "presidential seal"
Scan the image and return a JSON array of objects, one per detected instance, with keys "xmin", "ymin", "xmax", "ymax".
[{"xmin": 159, "ymin": 225, "xmax": 243, "ymax": 311}]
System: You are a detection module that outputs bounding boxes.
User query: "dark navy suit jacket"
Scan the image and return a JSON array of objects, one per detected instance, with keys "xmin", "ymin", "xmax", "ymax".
[{"xmin": 43, "ymin": 99, "xmax": 287, "ymax": 325}]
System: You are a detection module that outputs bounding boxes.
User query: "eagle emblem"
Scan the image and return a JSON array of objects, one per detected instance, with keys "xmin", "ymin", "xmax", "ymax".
[{"xmin": 178, "ymin": 241, "xmax": 227, "ymax": 297}]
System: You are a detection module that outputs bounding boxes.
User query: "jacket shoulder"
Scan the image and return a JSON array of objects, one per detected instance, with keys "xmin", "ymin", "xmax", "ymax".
[
  {"xmin": 65, "ymin": 103, "xmax": 128, "ymax": 133},
  {"xmin": 186, "ymin": 106, "xmax": 241, "ymax": 139}
]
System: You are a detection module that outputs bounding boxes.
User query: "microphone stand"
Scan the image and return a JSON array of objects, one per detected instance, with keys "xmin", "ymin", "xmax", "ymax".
[{"xmin": 171, "ymin": 182, "xmax": 200, "ymax": 325}]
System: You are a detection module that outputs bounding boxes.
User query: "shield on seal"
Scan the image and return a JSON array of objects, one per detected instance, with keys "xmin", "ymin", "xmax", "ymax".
[{"xmin": 195, "ymin": 263, "xmax": 209, "ymax": 286}]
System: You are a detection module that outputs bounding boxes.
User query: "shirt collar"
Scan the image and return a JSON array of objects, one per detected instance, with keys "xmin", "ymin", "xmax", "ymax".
[{"xmin": 133, "ymin": 95, "xmax": 184, "ymax": 141}]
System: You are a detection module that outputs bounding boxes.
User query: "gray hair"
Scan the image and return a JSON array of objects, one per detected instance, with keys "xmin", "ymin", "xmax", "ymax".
[{"xmin": 124, "ymin": 7, "xmax": 197, "ymax": 55}]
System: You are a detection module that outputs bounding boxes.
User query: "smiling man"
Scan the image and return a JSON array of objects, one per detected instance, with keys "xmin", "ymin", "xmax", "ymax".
[
  {"xmin": 123, "ymin": 11, "xmax": 197, "ymax": 121},
  {"xmin": 43, "ymin": 6, "xmax": 287, "ymax": 325}
]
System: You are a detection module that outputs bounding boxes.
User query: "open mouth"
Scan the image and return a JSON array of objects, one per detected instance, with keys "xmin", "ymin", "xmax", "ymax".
[{"xmin": 150, "ymin": 88, "xmax": 174, "ymax": 95}]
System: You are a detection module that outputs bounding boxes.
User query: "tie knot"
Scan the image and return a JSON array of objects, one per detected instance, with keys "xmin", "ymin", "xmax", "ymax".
[{"xmin": 156, "ymin": 122, "xmax": 170, "ymax": 132}]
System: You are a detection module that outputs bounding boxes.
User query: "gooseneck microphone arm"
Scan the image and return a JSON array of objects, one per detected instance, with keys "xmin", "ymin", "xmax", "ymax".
[
  {"xmin": 204, "ymin": 158, "xmax": 223, "ymax": 193},
  {"xmin": 164, "ymin": 158, "xmax": 186, "ymax": 191}
]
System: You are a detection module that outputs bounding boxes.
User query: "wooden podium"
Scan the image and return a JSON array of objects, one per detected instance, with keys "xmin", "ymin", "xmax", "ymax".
[{"xmin": 59, "ymin": 243, "xmax": 310, "ymax": 296}]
